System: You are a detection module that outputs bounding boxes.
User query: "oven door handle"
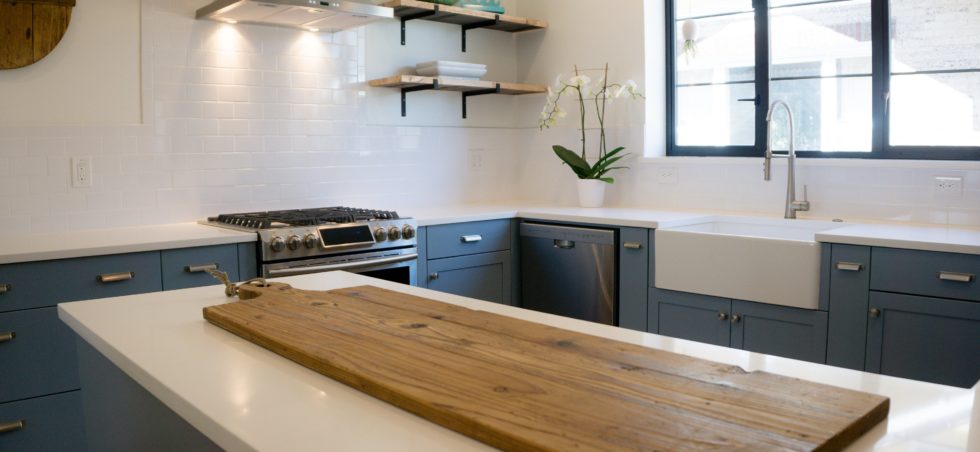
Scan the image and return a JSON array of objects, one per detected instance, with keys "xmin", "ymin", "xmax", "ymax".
[{"xmin": 266, "ymin": 253, "xmax": 418, "ymax": 278}]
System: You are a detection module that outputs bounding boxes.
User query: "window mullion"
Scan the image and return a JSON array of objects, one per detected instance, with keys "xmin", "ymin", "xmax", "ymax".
[
  {"xmin": 871, "ymin": 0, "xmax": 890, "ymax": 157},
  {"xmin": 755, "ymin": 0, "xmax": 771, "ymax": 157}
]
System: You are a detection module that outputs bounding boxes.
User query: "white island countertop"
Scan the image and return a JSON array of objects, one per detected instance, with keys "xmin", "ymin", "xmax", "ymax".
[{"xmin": 59, "ymin": 272, "xmax": 979, "ymax": 451}]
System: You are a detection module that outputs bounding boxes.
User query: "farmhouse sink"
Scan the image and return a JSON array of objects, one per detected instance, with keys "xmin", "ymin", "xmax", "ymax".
[{"xmin": 655, "ymin": 217, "xmax": 846, "ymax": 310}]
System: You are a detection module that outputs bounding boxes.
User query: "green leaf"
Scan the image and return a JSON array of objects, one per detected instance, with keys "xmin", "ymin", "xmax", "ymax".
[
  {"xmin": 599, "ymin": 177, "xmax": 615, "ymax": 183},
  {"xmin": 552, "ymin": 145, "xmax": 593, "ymax": 178}
]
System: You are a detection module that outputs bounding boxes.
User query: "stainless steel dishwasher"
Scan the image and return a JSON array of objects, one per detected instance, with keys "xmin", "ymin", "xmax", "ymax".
[{"xmin": 520, "ymin": 222, "xmax": 617, "ymax": 325}]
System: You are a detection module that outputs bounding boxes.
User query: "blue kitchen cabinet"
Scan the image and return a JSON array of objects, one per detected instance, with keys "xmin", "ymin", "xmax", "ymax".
[
  {"xmin": 0, "ymin": 240, "xmax": 257, "ymax": 451},
  {"xmin": 426, "ymin": 251, "xmax": 513, "ymax": 305},
  {"xmin": 420, "ymin": 220, "xmax": 517, "ymax": 306},
  {"xmin": 0, "ymin": 390, "xmax": 87, "ymax": 451},
  {"xmin": 649, "ymin": 288, "xmax": 731, "ymax": 346},
  {"xmin": 649, "ymin": 288, "xmax": 828, "ymax": 363},
  {"xmin": 0, "ymin": 307, "xmax": 80, "ymax": 404},
  {"xmin": 162, "ymin": 244, "xmax": 241, "ymax": 290},
  {"xmin": 866, "ymin": 292, "xmax": 980, "ymax": 388},
  {"xmin": 731, "ymin": 300, "xmax": 828, "ymax": 364},
  {"xmin": 618, "ymin": 228, "xmax": 648, "ymax": 331},
  {"xmin": 826, "ymin": 244, "xmax": 872, "ymax": 370},
  {"xmin": 823, "ymin": 245, "xmax": 980, "ymax": 387}
]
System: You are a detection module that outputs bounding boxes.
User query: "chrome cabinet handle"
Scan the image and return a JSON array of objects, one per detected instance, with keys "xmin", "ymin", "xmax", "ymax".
[
  {"xmin": 0, "ymin": 332, "xmax": 14, "ymax": 343},
  {"xmin": 938, "ymin": 271, "xmax": 975, "ymax": 283},
  {"xmin": 869, "ymin": 308, "xmax": 881, "ymax": 318},
  {"xmin": 98, "ymin": 272, "xmax": 135, "ymax": 283},
  {"xmin": 0, "ymin": 420, "xmax": 25, "ymax": 434},
  {"xmin": 836, "ymin": 262, "xmax": 863, "ymax": 272},
  {"xmin": 185, "ymin": 264, "xmax": 219, "ymax": 274},
  {"xmin": 730, "ymin": 314, "xmax": 741, "ymax": 324},
  {"xmin": 429, "ymin": 272, "xmax": 439, "ymax": 281},
  {"xmin": 623, "ymin": 242, "xmax": 643, "ymax": 250},
  {"xmin": 717, "ymin": 312, "xmax": 729, "ymax": 321},
  {"xmin": 0, "ymin": 284, "xmax": 9, "ymax": 295},
  {"xmin": 553, "ymin": 240, "xmax": 575, "ymax": 249},
  {"xmin": 460, "ymin": 235, "xmax": 483, "ymax": 243}
]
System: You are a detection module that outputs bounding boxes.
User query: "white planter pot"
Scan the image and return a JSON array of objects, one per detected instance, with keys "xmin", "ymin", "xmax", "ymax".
[{"xmin": 577, "ymin": 179, "xmax": 607, "ymax": 208}]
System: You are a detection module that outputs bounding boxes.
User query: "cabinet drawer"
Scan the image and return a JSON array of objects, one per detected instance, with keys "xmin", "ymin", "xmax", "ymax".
[
  {"xmin": 427, "ymin": 220, "xmax": 511, "ymax": 259},
  {"xmin": 0, "ymin": 391, "xmax": 86, "ymax": 451},
  {"xmin": 0, "ymin": 308, "xmax": 79, "ymax": 403},
  {"xmin": 0, "ymin": 252, "xmax": 162, "ymax": 313},
  {"xmin": 162, "ymin": 245, "xmax": 240, "ymax": 291},
  {"xmin": 870, "ymin": 248, "xmax": 980, "ymax": 302}
]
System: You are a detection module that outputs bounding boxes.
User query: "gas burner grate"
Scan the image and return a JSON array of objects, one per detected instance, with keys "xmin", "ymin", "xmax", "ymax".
[{"xmin": 210, "ymin": 207, "xmax": 399, "ymax": 229}]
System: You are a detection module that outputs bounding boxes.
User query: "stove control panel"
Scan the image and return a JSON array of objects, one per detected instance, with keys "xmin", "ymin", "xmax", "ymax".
[{"xmin": 259, "ymin": 219, "xmax": 418, "ymax": 261}]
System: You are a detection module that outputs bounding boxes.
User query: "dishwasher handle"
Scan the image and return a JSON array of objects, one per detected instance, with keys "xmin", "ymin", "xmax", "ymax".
[{"xmin": 553, "ymin": 240, "xmax": 575, "ymax": 249}]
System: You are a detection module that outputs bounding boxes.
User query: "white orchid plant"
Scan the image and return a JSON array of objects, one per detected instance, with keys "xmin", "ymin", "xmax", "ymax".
[{"xmin": 539, "ymin": 64, "xmax": 643, "ymax": 183}]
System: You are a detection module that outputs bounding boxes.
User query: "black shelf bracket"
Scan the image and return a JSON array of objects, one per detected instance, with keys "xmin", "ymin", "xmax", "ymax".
[
  {"xmin": 461, "ymin": 83, "xmax": 501, "ymax": 119},
  {"xmin": 401, "ymin": 5, "xmax": 439, "ymax": 46},
  {"xmin": 401, "ymin": 79, "xmax": 440, "ymax": 117},
  {"xmin": 461, "ymin": 15, "xmax": 500, "ymax": 52}
]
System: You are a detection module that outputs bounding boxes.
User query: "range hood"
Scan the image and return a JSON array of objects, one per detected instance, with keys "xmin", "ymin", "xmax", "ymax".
[{"xmin": 196, "ymin": 0, "xmax": 393, "ymax": 32}]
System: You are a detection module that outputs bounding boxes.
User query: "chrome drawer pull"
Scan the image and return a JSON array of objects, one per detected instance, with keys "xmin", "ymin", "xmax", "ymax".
[
  {"xmin": 836, "ymin": 262, "xmax": 863, "ymax": 272},
  {"xmin": 0, "ymin": 332, "xmax": 15, "ymax": 343},
  {"xmin": 623, "ymin": 242, "xmax": 643, "ymax": 250},
  {"xmin": 98, "ymin": 272, "xmax": 135, "ymax": 283},
  {"xmin": 938, "ymin": 271, "xmax": 975, "ymax": 283},
  {"xmin": 185, "ymin": 264, "xmax": 219, "ymax": 274},
  {"xmin": 0, "ymin": 284, "xmax": 9, "ymax": 295},
  {"xmin": 0, "ymin": 420, "xmax": 25, "ymax": 434},
  {"xmin": 460, "ymin": 235, "xmax": 483, "ymax": 243}
]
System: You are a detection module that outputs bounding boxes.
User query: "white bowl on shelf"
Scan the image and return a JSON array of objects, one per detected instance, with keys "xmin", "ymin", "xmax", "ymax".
[{"xmin": 415, "ymin": 61, "xmax": 488, "ymax": 80}]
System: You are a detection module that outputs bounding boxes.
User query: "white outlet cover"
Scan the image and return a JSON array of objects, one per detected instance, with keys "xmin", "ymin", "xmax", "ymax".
[
  {"xmin": 71, "ymin": 156, "xmax": 94, "ymax": 188},
  {"xmin": 934, "ymin": 176, "xmax": 963, "ymax": 197},
  {"xmin": 658, "ymin": 167, "xmax": 679, "ymax": 184}
]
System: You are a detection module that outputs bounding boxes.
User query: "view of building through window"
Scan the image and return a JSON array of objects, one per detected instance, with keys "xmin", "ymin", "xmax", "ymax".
[{"xmin": 671, "ymin": 0, "xmax": 980, "ymax": 153}]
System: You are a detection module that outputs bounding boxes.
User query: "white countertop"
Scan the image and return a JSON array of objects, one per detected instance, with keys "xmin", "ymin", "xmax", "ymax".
[
  {"xmin": 59, "ymin": 272, "xmax": 979, "ymax": 452},
  {"xmin": 0, "ymin": 223, "xmax": 257, "ymax": 265},
  {"xmin": 2, "ymin": 205, "xmax": 978, "ymax": 266}
]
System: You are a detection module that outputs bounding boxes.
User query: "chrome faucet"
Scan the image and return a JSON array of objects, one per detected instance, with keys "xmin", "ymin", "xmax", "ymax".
[{"xmin": 764, "ymin": 100, "xmax": 810, "ymax": 219}]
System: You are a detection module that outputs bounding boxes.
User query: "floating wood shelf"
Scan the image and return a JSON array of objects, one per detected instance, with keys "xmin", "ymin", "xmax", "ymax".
[
  {"xmin": 382, "ymin": 0, "xmax": 548, "ymax": 52},
  {"xmin": 369, "ymin": 75, "xmax": 547, "ymax": 118}
]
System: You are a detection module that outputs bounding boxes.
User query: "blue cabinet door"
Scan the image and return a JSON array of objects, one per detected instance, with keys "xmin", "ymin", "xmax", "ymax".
[
  {"xmin": 866, "ymin": 291, "xmax": 980, "ymax": 388},
  {"xmin": 731, "ymin": 301, "xmax": 828, "ymax": 364},
  {"xmin": 0, "ymin": 390, "xmax": 87, "ymax": 451},
  {"xmin": 618, "ymin": 228, "xmax": 649, "ymax": 332},
  {"xmin": 427, "ymin": 251, "xmax": 512, "ymax": 305},
  {"xmin": 649, "ymin": 288, "xmax": 731, "ymax": 346},
  {"xmin": 0, "ymin": 307, "xmax": 80, "ymax": 403},
  {"xmin": 161, "ymin": 244, "xmax": 241, "ymax": 291},
  {"xmin": 826, "ymin": 244, "xmax": 872, "ymax": 370}
]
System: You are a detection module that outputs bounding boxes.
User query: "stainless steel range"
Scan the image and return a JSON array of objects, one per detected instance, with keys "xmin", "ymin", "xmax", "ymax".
[{"xmin": 203, "ymin": 207, "xmax": 418, "ymax": 285}]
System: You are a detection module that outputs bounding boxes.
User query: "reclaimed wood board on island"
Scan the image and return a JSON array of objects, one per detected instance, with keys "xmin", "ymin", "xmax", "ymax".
[{"xmin": 203, "ymin": 284, "xmax": 889, "ymax": 451}]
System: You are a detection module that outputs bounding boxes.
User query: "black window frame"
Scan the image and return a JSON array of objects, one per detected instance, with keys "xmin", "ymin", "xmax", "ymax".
[{"xmin": 665, "ymin": 0, "xmax": 980, "ymax": 161}]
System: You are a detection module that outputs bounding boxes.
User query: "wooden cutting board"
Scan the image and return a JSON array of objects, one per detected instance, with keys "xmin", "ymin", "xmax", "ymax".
[{"xmin": 204, "ymin": 284, "xmax": 889, "ymax": 451}]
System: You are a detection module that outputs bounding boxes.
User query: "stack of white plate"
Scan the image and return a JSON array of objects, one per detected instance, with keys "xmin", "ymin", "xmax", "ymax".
[{"xmin": 415, "ymin": 61, "xmax": 488, "ymax": 80}]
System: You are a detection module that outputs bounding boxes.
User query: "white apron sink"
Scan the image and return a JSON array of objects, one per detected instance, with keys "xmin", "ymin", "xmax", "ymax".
[{"xmin": 655, "ymin": 217, "xmax": 846, "ymax": 310}]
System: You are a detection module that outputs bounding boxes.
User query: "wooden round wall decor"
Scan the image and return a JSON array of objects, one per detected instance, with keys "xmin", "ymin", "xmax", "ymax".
[{"xmin": 0, "ymin": 0, "xmax": 75, "ymax": 70}]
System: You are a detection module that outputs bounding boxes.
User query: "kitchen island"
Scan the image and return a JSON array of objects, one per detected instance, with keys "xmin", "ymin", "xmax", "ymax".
[{"xmin": 59, "ymin": 272, "xmax": 978, "ymax": 451}]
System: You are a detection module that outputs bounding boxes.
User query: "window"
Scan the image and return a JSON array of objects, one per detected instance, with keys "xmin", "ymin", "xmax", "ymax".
[{"xmin": 666, "ymin": 0, "xmax": 980, "ymax": 160}]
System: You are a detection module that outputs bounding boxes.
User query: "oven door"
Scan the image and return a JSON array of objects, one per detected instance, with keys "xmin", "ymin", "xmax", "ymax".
[{"xmin": 262, "ymin": 248, "xmax": 418, "ymax": 286}]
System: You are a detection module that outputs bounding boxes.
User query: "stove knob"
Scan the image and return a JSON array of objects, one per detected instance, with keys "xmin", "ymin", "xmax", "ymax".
[
  {"xmin": 287, "ymin": 235, "xmax": 302, "ymax": 251},
  {"xmin": 402, "ymin": 224, "xmax": 416, "ymax": 239},
  {"xmin": 270, "ymin": 236, "xmax": 286, "ymax": 252},
  {"xmin": 374, "ymin": 227, "xmax": 388, "ymax": 242},
  {"xmin": 388, "ymin": 226, "xmax": 401, "ymax": 241},
  {"xmin": 304, "ymin": 234, "xmax": 319, "ymax": 249}
]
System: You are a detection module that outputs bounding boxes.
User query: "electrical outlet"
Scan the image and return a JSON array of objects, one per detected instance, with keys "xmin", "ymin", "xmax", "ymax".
[
  {"xmin": 71, "ymin": 156, "xmax": 93, "ymax": 188},
  {"xmin": 657, "ymin": 167, "xmax": 678, "ymax": 184},
  {"xmin": 469, "ymin": 149, "xmax": 486, "ymax": 172},
  {"xmin": 934, "ymin": 176, "xmax": 963, "ymax": 197}
]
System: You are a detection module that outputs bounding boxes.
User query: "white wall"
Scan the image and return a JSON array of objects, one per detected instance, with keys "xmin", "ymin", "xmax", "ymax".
[
  {"xmin": 513, "ymin": 0, "xmax": 980, "ymax": 226},
  {"xmin": 0, "ymin": 0, "xmax": 142, "ymax": 125},
  {"xmin": 0, "ymin": 0, "xmax": 521, "ymax": 234}
]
